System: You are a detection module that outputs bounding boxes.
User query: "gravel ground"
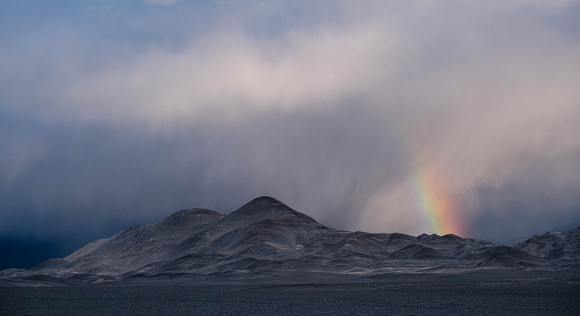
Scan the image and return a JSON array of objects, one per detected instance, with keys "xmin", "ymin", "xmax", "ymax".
[{"xmin": 1, "ymin": 275, "xmax": 579, "ymax": 315}]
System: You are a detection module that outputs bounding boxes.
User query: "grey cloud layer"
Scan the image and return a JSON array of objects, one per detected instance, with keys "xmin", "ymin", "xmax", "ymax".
[{"xmin": 1, "ymin": 0, "xmax": 579, "ymax": 247}]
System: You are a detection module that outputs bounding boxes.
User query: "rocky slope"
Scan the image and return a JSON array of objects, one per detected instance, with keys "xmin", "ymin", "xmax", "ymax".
[
  {"xmin": 513, "ymin": 227, "xmax": 580, "ymax": 269},
  {"xmin": 1, "ymin": 196, "xmax": 578, "ymax": 283}
]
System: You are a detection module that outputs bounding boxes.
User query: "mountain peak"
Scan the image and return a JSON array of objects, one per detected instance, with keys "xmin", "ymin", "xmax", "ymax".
[
  {"xmin": 152, "ymin": 208, "xmax": 226, "ymax": 233},
  {"xmin": 233, "ymin": 196, "xmax": 292, "ymax": 216},
  {"xmin": 247, "ymin": 196, "xmax": 287, "ymax": 207},
  {"xmin": 222, "ymin": 196, "xmax": 320, "ymax": 227}
]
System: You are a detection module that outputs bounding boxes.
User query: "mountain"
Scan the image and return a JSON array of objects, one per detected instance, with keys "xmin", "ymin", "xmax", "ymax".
[
  {"xmin": 513, "ymin": 227, "xmax": 580, "ymax": 269},
  {"xmin": 1, "ymin": 196, "xmax": 579, "ymax": 284}
]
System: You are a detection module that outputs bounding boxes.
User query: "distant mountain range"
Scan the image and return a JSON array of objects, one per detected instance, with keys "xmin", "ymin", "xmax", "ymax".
[{"xmin": 1, "ymin": 196, "xmax": 579, "ymax": 284}]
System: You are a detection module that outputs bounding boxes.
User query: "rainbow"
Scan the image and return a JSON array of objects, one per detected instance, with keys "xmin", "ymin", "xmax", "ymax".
[
  {"xmin": 409, "ymin": 166, "xmax": 464, "ymax": 237},
  {"xmin": 400, "ymin": 129, "xmax": 465, "ymax": 237}
]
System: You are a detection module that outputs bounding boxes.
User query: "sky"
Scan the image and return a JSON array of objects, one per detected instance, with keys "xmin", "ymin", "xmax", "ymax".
[{"xmin": 1, "ymin": 0, "xmax": 580, "ymax": 269}]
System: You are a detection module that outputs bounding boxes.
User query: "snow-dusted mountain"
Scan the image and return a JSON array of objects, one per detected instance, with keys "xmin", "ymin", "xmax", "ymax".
[
  {"xmin": 513, "ymin": 227, "xmax": 580, "ymax": 268},
  {"xmin": 2, "ymin": 196, "xmax": 579, "ymax": 283}
]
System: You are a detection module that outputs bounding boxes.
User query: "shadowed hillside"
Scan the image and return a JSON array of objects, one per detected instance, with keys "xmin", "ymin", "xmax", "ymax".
[{"xmin": 1, "ymin": 197, "xmax": 579, "ymax": 284}]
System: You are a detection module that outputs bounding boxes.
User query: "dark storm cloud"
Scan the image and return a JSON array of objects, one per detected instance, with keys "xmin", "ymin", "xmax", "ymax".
[{"xmin": 1, "ymin": 0, "xmax": 580, "ymax": 268}]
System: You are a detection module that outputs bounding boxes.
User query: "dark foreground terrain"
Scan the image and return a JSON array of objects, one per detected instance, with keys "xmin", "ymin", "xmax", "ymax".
[{"xmin": 2, "ymin": 270, "xmax": 579, "ymax": 315}]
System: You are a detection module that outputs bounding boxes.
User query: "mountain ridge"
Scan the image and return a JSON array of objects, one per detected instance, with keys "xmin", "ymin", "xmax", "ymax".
[{"xmin": 2, "ymin": 196, "xmax": 579, "ymax": 284}]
